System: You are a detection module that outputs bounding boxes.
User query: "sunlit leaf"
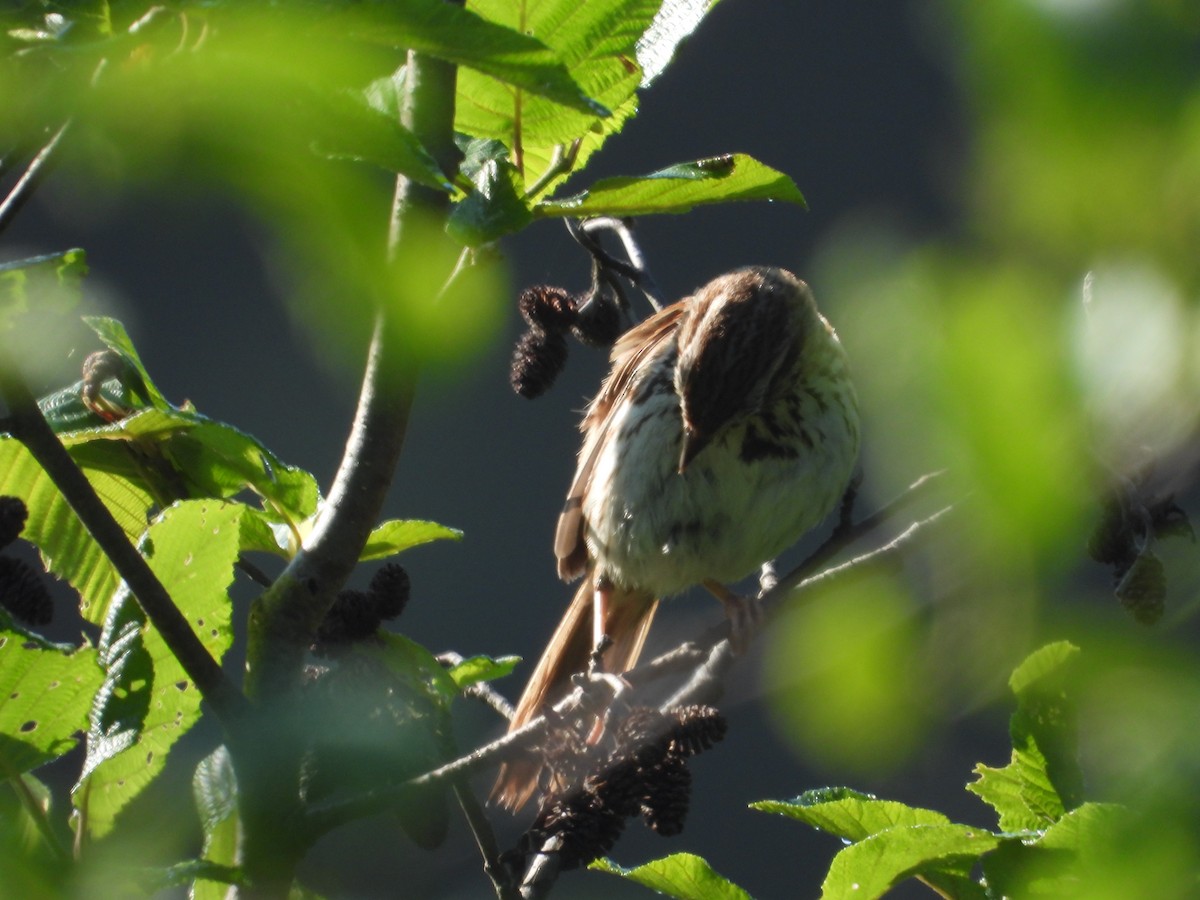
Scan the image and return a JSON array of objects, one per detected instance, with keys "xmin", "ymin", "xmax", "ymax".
[
  {"xmin": 968, "ymin": 642, "xmax": 1083, "ymax": 832},
  {"xmin": 75, "ymin": 501, "xmax": 242, "ymax": 839},
  {"xmin": 350, "ymin": 0, "xmax": 606, "ymax": 115},
  {"xmin": 591, "ymin": 853, "xmax": 752, "ymax": 900},
  {"xmin": 0, "ymin": 613, "xmax": 102, "ymax": 774},
  {"xmin": 360, "ymin": 519, "xmax": 462, "ymax": 562},
  {"xmin": 751, "ymin": 788, "xmax": 950, "ymax": 842},
  {"xmin": 84, "ymin": 316, "xmax": 170, "ymax": 410},
  {"xmin": 364, "ymin": 632, "xmax": 459, "ymax": 704},
  {"xmin": 457, "ymin": 0, "xmax": 659, "ymax": 182},
  {"xmin": 538, "ymin": 154, "xmax": 805, "ymax": 217},
  {"xmin": 311, "ymin": 88, "xmax": 452, "ymax": 190},
  {"xmin": 821, "ymin": 824, "xmax": 1000, "ymax": 900},
  {"xmin": 0, "ymin": 438, "xmax": 153, "ymax": 625},
  {"xmin": 446, "ymin": 654, "xmax": 519, "ymax": 690},
  {"xmin": 981, "ymin": 804, "xmax": 1123, "ymax": 899}
]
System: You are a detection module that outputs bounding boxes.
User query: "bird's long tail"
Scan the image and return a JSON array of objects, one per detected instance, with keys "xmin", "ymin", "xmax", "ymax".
[{"xmin": 490, "ymin": 579, "xmax": 658, "ymax": 811}]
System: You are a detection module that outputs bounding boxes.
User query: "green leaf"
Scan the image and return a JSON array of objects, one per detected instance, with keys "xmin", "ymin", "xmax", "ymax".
[
  {"xmin": 537, "ymin": 154, "xmax": 806, "ymax": 217},
  {"xmin": 447, "ymin": 159, "xmax": 534, "ymax": 246},
  {"xmin": 83, "ymin": 316, "xmax": 170, "ymax": 410},
  {"xmin": 821, "ymin": 824, "xmax": 1000, "ymax": 900},
  {"xmin": 968, "ymin": 641, "xmax": 1083, "ymax": 831},
  {"xmin": 446, "ymin": 654, "xmax": 519, "ymax": 690},
  {"xmin": 364, "ymin": 632, "xmax": 460, "ymax": 704},
  {"xmin": 192, "ymin": 746, "xmax": 242, "ymax": 900},
  {"xmin": 238, "ymin": 508, "xmax": 290, "ymax": 557},
  {"xmin": 314, "ymin": 87, "xmax": 452, "ymax": 190},
  {"xmin": 74, "ymin": 501, "xmax": 242, "ymax": 839},
  {"xmin": 456, "ymin": 0, "xmax": 659, "ymax": 182},
  {"xmin": 1008, "ymin": 640, "xmax": 1080, "ymax": 698},
  {"xmin": 590, "ymin": 853, "xmax": 753, "ymax": 900},
  {"xmin": 0, "ymin": 438, "xmax": 154, "ymax": 625},
  {"xmin": 193, "ymin": 745, "xmax": 238, "ymax": 835},
  {"xmin": 42, "ymin": 376, "xmax": 319, "ymax": 530},
  {"xmin": 0, "ymin": 613, "xmax": 102, "ymax": 774},
  {"xmin": 163, "ymin": 421, "xmax": 320, "ymax": 523},
  {"xmin": 635, "ymin": 0, "xmax": 724, "ymax": 87},
  {"xmin": 350, "ymin": 0, "xmax": 606, "ymax": 116},
  {"xmin": 38, "ymin": 380, "xmax": 150, "ymax": 435},
  {"xmin": 0, "ymin": 770, "xmax": 54, "ymax": 857},
  {"xmin": 0, "ymin": 250, "xmax": 87, "ymax": 331},
  {"xmin": 751, "ymin": 787, "xmax": 950, "ymax": 842},
  {"xmin": 969, "ymin": 749, "xmax": 1064, "ymax": 834},
  {"xmin": 981, "ymin": 804, "xmax": 1123, "ymax": 898},
  {"xmin": 305, "ymin": 636, "xmax": 451, "ymax": 848},
  {"xmin": 360, "ymin": 519, "xmax": 462, "ymax": 562}
]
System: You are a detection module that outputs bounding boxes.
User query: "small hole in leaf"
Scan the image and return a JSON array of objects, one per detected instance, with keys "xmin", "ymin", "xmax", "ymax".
[
  {"xmin": 20, "ymin": 721, "xmax": 36, "ymax": 732},
  {"xmin": 175, "ymin": 681, "xmax": 188, "ymax": 691}
]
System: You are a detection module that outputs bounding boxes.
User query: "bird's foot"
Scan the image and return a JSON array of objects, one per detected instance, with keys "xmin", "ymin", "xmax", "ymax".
[{"xmin": 703, "ymin": 579, "xmax": 764, "ymax": 654}]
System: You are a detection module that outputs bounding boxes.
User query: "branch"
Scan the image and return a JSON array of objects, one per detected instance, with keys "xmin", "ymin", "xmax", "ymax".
[
  {"xmin": 304, "ymin": 472, "xmax": 954, "ymax": 833},
  {"xmin": 245, "ymin": 34, "xmax": 463, "ymax": 702},
  {"xmin": 0, "ymin": 357, "xmax": 249, "ymax": 728},
  {"xmin": 0, "ymin": 123, "xmax": 69, "ymax": 239},
  {"xmin": 303, "ymin": 674, "xmax": 623, "ymax": 836}
]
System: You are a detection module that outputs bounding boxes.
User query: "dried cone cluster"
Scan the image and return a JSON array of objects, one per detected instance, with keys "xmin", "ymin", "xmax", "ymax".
[
  {"xmin": 0, "ymin": 496, "xmax": 52, "ymax": 626},
  {"xmin": 510, "ymin": 283, "xmax": 625, "ymax": 398},
  {"xmin": 313, "ymin": 563, "xmax": 411, "ymax": 652},
  {"xmin": 506, "ymin": 704, "xmax": 727, "ymax": 872},
  {"xmin": 1088, "ymin": 480, "xmax": 1191, "ymax": 625}
]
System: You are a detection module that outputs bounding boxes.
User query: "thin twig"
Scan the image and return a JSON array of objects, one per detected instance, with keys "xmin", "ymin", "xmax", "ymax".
[
  {"xmin": 523, "ymin": 139, "xmax": 582, "ymax": 200},
  {"xmin": 236, "ymin": 556, "xmax": 274, "ymax": 588},
  {"xmin": 580, "ymin": 217, "xmax": 665, "ymax": 309},
  {"xmin": 0, "ymin": 122, "xmax": 69, "ymax": 238},
  {"xmin": 565, "ymin": 217, "xmax": 666, "ymax": 311},
  {"xmin": 452, "ymin": 778, "xmax": 519, "ymax": 900},
  {"xmin": 438, "ymin": 652, "xmax": 516, "ymax": 721},
  {"xmin": 306, "ymin": 474, "xmax": 955, "ymax": 827}
]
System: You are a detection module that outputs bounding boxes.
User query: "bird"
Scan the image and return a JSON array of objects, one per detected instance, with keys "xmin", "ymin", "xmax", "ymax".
[{"xmin": 492, "ymin": 266, "xmax": 860, "ymax": 810}]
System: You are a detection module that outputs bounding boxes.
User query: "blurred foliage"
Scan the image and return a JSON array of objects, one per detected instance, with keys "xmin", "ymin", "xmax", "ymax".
[
  {"xmin": 616, "ymin": 644, "xmax": 1148, "ymax": 899},
  {"xmin": 763, "ymin": 0, "xmax": 1200, "ymax": 895},
  {"xmin": 2, "ymin": 0, "xmax": 1198, "ymax": 896}
]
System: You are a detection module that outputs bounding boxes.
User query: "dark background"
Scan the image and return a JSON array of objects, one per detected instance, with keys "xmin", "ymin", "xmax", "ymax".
[{"xmin": 8, "ymin": 1, "xmax": 987, "ymax": 897}]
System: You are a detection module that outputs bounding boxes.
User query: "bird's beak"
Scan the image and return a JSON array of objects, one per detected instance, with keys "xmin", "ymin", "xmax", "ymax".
[{"xmin": 678, "ymin": 425, "xmax": 710, "ymax": 473}]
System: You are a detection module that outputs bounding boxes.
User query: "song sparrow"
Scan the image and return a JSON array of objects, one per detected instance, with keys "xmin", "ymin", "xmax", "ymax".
[{"xmin": 493, "ymin": 266, "xmax": 860, "ymax": 809}]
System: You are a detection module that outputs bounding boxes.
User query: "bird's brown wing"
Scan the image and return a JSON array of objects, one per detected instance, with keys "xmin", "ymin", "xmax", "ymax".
[{"xmin": 554, "ymin": 300, "xmax": 689, "ymax": 581}]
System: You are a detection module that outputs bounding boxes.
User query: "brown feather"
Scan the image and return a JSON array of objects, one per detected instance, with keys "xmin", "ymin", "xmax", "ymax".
[
  {"xmin": 554, "ymin": 301, "xmax": 689, "ymax": 581},
  {"xmin": 491, "ymin": 578, "xmax": 658, "ymax": 810}
]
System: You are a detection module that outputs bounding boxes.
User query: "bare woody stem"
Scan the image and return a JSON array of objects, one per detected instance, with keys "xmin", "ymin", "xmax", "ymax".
[
  {"xmin": 244, "ymin": 38, "xmax": 462, "ymax": 704},
  {"xmin": 0, "ymin": 358, "xmax": 249, "ymax": 727},
  {"xmin": 0, "ymin": 123, "xmax": 69, "ymax": 239},
  {"xmin": 234, "ymin": 13, "xmax": 464, "ymax": 897}
]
